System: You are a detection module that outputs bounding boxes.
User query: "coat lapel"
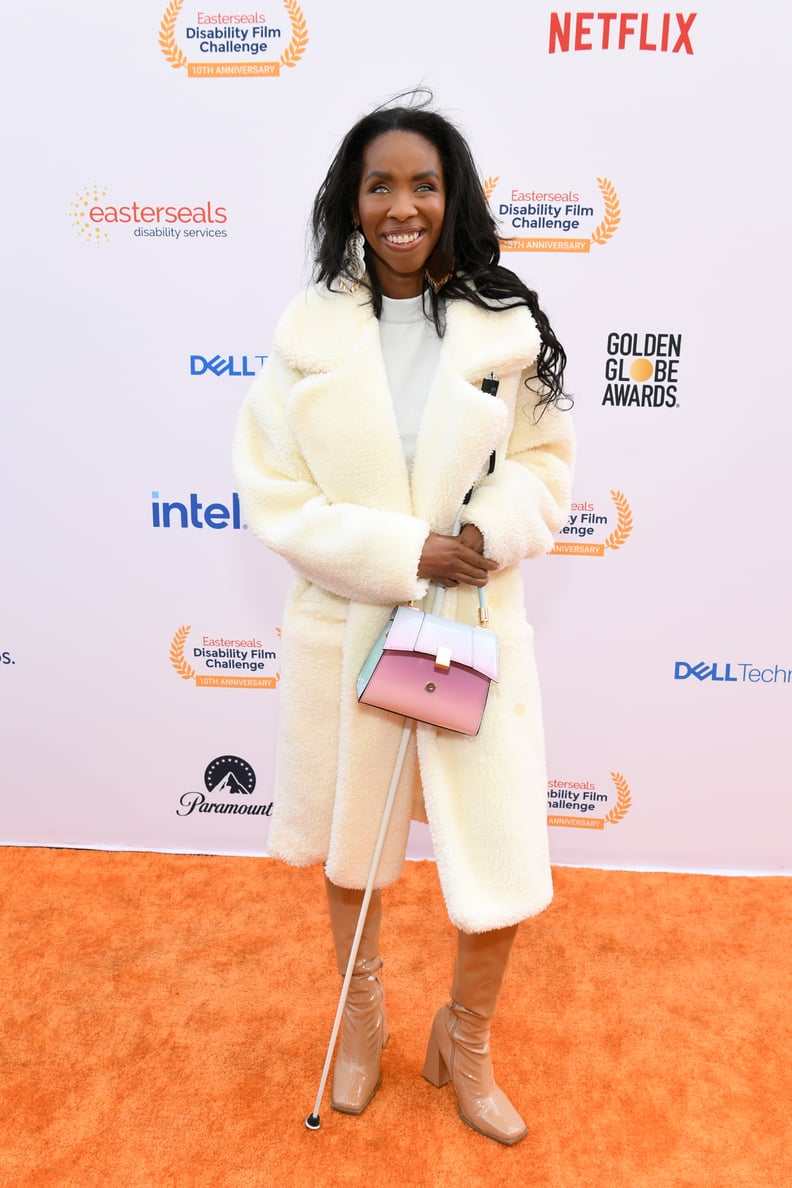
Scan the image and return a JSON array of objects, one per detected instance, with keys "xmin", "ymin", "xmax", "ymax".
[
  {"xmin": 278, "ymin": 287, "xmax": 412, "ymax": 515},
  {"xmin": 410, "ymin": 299, "xmax": 541, "ymax": 529}
]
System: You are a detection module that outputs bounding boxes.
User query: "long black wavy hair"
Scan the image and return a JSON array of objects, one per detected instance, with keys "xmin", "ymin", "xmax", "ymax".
[{"xmin": 311, "ymin": 98, "xmax": 570, "ymax": 408}]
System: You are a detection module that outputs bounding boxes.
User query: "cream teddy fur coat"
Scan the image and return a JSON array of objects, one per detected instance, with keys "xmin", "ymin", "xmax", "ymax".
[{"xmin": 233, "ymin": 284, "xmax": 574, "ymax": 932}]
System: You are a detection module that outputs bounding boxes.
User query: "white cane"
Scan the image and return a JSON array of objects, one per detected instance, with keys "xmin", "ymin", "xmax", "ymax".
[{"xmin": 304, "ymin": 581, "xmax": 453, "ymax": 1131}]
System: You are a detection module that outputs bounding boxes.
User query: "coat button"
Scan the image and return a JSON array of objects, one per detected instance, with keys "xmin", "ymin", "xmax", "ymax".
[{"xmin": 425, "ymin": 683, "xmax": 436, "ymax": 693}]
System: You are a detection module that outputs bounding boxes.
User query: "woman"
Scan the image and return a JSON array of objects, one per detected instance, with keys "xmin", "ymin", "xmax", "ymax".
[{"xmin": 233, "ymin": 100, "xmax": 574, "ymax": 1145}]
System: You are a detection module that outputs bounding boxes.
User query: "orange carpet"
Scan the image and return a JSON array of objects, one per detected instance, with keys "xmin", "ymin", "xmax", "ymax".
[{"xmin": 0, "ymin": 849, "xmax": 789, "ymax": 1187}]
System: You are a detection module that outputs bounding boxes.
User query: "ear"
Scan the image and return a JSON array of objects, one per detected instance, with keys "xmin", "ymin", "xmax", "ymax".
[{"xmin": 351, "ymin": 207, "xmax": 360, "ymax": 228}]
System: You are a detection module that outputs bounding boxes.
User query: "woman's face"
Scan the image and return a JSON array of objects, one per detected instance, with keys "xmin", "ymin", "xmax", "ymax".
[{"xmin": 354, "ymin": 130, "xmax": 446, "ymax": 299}]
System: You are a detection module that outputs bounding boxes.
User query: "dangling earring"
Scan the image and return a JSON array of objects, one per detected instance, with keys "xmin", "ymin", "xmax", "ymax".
[
  {"xmin": 337, "ymin": 225, "xmax": 366, "ymax": 292},
  {"xmin": 424, "ymin": 265, "xmax": 453, "ymax": 295},
  {"xmin": 424, "ymin": 246, "xmax": 454, "ymax": 294}
]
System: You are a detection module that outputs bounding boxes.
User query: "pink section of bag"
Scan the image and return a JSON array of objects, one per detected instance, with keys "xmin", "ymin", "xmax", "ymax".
[
  {"xmin": 359, "ymin": 651, "xmax": 491, "ymax": 736},
  {"xmin": 386, "ymin": 606, "xmax": 499, "ymax": 682}
]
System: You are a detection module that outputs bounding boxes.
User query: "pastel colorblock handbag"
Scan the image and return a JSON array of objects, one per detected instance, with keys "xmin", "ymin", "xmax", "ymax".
[{"xmin": 356, "ymin": 602, "xmax": 499, "ymax": 736}]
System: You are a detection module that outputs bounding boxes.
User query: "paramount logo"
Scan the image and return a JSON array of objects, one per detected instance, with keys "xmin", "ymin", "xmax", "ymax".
[{"xmin": 176, "ymin": 754, "xmax": 274, "ymax": 817}]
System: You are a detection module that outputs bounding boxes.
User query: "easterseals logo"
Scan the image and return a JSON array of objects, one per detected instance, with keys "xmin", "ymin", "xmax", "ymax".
[
  {"xmin": 190, "ymin": 353, "xmax": 267, "ymax": 376},
  {"xmin": 151, "ymin": 491, "xmax": 244, "ymax": 529},
  {"xmin": 484, "ymin": 176, "xmax": 620, "ymax": 253},
  {"xmin": 603, "ymin": 331, "xmax": 682, "ymax": 409},
  {"xmin": 160, "ymin": 1, "xmax": 308, "ymax": 78},
  {"xmin": 68, "ymin": 183, "xmax": 228, "ymax": 245},
  {"xmin": 549, "ymin": 12, "xmax": 697, "ymax": 54},
  {"xmin": 548, "ymin": 773, "xmax": 632, "ymax": 830},
  {"xmin": 551, "ymin": 491, "xmax": 633, "ymax": 557},
  {"xmin": 674, "ymin": 660, "xmax": 792, "ymax": 686},
  {"xmin": 176, "ymin": 755, "xmax": 274, "ymax": 818},
  {"xmin": 170, "ymin": 625, "xmax": 280, "ymax": 689}
]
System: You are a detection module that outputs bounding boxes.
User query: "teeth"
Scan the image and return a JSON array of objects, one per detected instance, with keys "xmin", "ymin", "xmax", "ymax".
[{"xmin": 385, "ymin": 232, "xmax": 421, "ymax": 244}]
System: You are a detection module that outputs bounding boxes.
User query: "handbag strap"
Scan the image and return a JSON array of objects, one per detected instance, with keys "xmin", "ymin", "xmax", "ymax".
[
  {"xmin": 433, "ymin": 372, "xmax": 499, "ymax": 624},
  {"xmin": 462, "ymin": 372, "xmax": 499, "ymax": 506}
]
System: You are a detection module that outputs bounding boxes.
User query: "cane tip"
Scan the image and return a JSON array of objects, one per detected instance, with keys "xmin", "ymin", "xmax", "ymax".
[{"xmin": 305, "ymin": 1113, "xmax": 321, "ymax": 1131}]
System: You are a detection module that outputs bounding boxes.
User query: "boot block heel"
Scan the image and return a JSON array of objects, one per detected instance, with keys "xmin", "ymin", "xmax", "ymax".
[{"xmin": 422, "ymin": 1011, "xmax": 451, "ymax": 1088}]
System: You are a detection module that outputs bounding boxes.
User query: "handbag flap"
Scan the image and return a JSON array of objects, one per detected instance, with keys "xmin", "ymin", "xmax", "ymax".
[{"xmin": 386, "ymin": 605, "xmax": 499, "ymax": 682}]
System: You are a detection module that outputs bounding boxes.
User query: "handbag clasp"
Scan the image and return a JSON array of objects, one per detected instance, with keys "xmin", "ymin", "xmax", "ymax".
[{"xmin": 434, "ymin": 646, "xmax": 452, "ymax": 672}]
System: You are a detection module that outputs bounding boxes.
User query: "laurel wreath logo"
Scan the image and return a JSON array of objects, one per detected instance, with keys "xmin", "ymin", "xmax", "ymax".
[
  {"xmin": 159, "ymin": 1, "xmax": 308, "ymax": 72},
  {"xmin": 591, "ymin": 178, "xmax": 621, "ymax": 246},
  {"xmin": 604, "ymin": 489, "xmax": 633, "ymax": 551},
  {"xmin": 280, "ymin": 0, "xmax": 309, "ymax": 67},
  {"xmin": 482, "ymin": 175, "xmax": 500, "ymax": 202},
  {"xmin": 604, "ymin": 771, "xmax": 631, "ymax": 824},
  {"xmin": 485, "ymin": 174, "xmax": 620, "ymax": 252},
  {"xmin": 170, "ymin": 625, "xmax": 196, "ymax": 681},
  {"xmin": 159, "ymin": 0, "xmax": 188, "ymax": 69}
]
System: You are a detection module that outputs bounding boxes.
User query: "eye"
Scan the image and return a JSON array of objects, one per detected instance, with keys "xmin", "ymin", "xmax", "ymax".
[
  {"xmin": 370, "ymin": 183, "xmax": 389, "ymax": 194},
  {"xmin": 416, "ymin": 182, "xmax": 436, "ymax": 192}
]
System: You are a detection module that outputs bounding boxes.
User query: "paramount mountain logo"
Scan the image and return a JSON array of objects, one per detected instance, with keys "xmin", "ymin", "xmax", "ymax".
[
  {"xmin": 204, "ymin": 754, "xmax": 256, "ymax": 794},
  {"xmin": 176, "ymin": 754, "xmax": 275, "ymax": 818},
  {"xmin": 159, "ymin": 0, "xmax": 309, "ymax": 78}
]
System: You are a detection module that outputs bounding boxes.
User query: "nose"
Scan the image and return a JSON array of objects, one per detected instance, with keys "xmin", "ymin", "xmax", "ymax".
[{"xmin": 388, "ymin": 186, "xmax": 418, "ymax": 220}]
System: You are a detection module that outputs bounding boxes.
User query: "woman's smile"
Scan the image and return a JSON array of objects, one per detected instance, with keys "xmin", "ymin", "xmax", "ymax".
[{"xmin": 382, "ymin": 228, "xmax": 425, "ymax": 248}]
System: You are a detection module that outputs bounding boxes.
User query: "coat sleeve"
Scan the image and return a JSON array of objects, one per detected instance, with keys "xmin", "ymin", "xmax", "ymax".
[
  {"xmin": 232, "ymin": 351, "xmax": 432, "ymax": 604},
  {"xmin": 459, "ymin": 369, "xmax": 574, "ymax": 567}
]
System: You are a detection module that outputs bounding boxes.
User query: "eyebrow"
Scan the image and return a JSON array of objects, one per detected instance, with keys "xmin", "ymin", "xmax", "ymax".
[{"xmin": 363, "ymin": 169, "xmax": 441, "ymax": 182}]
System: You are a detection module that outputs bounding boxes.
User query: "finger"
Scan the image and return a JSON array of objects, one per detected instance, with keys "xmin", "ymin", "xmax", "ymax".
[
  {"xmin": 451, "ymin": 567, "xmax": 490, "ymax": 586},
  {"xmin": 457, "ymin": 546, "xmax": 497, "ymax": 570},
  {"xmin": 456, "ymin": 556, "xmax": 497, "ymax": 577}
]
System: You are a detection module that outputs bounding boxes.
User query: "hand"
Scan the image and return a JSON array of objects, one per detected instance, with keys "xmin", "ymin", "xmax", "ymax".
[{"xmin": 418, "ymin": 526, "xmax": 497, "ymax": 587}]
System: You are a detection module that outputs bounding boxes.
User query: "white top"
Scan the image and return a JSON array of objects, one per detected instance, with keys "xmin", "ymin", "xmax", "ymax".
[{"xmin": 379, "ymin": 294, "xmax": 442, "ymax": 466}]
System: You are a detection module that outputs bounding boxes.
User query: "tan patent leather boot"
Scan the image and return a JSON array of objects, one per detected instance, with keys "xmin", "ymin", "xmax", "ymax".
[
  {"xmin": 325, "ymin": 876, "xmax": 389, "ymax": 1114},
  {"xmin": 423, "ymin": 924, "xmax": 527, "ymax": 1145}
]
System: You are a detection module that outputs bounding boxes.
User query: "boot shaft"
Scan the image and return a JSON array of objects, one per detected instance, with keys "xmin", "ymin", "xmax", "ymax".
[
  {"xmin": 451, "ymin": 925, "xmax": 518, "ymax": 1018},
  {"xmin": 324, "ymin": 876, "xmax": 383, "ymax": 975}
]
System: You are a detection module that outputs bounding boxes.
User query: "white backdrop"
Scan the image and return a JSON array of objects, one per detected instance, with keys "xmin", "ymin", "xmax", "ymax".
[{"xmin": 2, "ymin": 1, "xmax": 790, "ymax": 874}]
